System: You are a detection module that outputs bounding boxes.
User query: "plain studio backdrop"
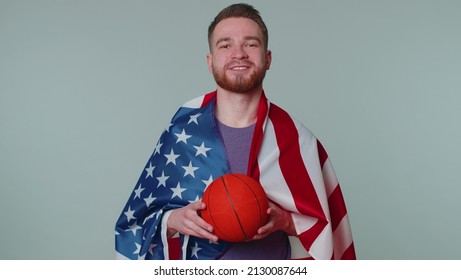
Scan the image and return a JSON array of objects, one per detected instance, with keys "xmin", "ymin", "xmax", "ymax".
[{"xmin": 1, "ymin": 0, "xmax": 460, "ymax": 260}]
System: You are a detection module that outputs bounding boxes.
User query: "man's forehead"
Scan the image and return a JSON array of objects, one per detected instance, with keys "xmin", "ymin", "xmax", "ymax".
[{"xmin": 212, "ymin": 17, "xmax": 263, "ymax": 40}]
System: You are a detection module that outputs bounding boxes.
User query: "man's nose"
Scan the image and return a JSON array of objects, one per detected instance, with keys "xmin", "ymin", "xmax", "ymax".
[{"xmin": 232, "ymin": 45, "xmax": 249, "ymax": 60}]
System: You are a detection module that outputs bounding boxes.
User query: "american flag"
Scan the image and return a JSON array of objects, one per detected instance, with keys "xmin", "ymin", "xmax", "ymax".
[{"xmin": 115, "ymin": 91, "xmax": 356, "ymax": 260}]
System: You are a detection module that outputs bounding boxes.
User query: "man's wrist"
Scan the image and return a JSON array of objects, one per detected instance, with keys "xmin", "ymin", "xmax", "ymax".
[
  {"xmin": 284, "ymin": 212, "xmax": 297, "ymax": 236},
  {"xmin": 163, "ymin": 210, "xmax": 178, "ymax": 238}
]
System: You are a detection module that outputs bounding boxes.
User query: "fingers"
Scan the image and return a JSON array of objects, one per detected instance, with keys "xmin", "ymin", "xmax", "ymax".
[
  {"xmin": 167, "ymin": 202, "xmax": 218, "ymax": 242},
  {"xmin": 252, "ymin": 203, "xmax": 279, "ymax": 240},
  {"xmin": 253, "ymin": 220, "xmax": 273, "ymax": 239},
  {"xmin": 188, "ymin": 201, "xmax": 206, "ymax": 211},
  {"xmin": 189, "ymin": 203, "xmax": 219, "ymax": 242},
  {"xmin": 185, "ymin": 221, "xmax": 218, "ymax": 242},
  {"xmin": 185, "ymin": 201, "xmax": 214, "ymax": 232}
]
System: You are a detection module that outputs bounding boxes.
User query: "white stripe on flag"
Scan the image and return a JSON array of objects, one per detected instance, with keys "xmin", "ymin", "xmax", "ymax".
[
  {"xmin": 181, "ymin": 95, "xmax": 204, "ymax": 109},
  {"xmin": 309, "ymin": 223, "xmax": 334, "ymax": 260},
  {"xmin": 257, "ymin": 119, "xmax": 298, "ymax": 213},
  {"xmin": 322, "ymin": 159, "xmax": 339, "ymax": 197},
  {"xmin": 293, "ymin": 119, "xmax": 331, "ymax": 218},
  {"xmin": 160, "ymin": 210, "xmax": 172, "ymax": 259},
  {"xmin": 288, "ymin": 236, "xmax": 311, "ymax": 259},
  {"xmin": 333, "ymin": 214, "xmax": 354, "ymax": 259}
]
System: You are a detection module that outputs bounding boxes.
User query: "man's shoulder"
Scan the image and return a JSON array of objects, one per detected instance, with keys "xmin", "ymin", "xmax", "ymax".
[
  {"xmin": 268, "ymin": 102, "xmax": 316, "ymax": 139},
  {"xmin": 168, "ymin": 92, "xmax": 215, "ymax": 126}
]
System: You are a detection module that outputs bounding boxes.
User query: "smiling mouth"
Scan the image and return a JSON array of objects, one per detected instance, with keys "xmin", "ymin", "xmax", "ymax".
[{"xmin": 229, "ymin": 65, "xmax": 250, "ymax": 71}]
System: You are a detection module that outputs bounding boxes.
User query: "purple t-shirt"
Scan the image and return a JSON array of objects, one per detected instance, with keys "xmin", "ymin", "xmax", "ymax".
[{"xmin": 215, "ymin": 119, "xmax": 291, "ymax": 260}]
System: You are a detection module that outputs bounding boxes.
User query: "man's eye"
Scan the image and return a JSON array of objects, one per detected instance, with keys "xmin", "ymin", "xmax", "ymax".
[{"xmin": 219, "ymin": 44, "xmax": 230, "ymax": 49}]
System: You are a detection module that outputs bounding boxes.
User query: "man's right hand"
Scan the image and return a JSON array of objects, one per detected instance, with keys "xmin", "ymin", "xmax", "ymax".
[{"xmin": 166, "ymin": 201, "xmax": 218, "ymax": 242}]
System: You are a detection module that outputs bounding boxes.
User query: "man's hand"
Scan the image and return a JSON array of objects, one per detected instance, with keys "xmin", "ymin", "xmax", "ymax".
[
  {"xmin": 252, "ymin": 201, "xmax": 297, "ymax": 240},
  {"xmin": 166, "ymin": 201, "xmax": 218, "ymax": 242}
]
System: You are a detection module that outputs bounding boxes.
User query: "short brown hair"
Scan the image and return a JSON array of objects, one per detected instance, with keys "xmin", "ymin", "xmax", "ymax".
[{"xmin": 208, "ymin": 3, "xmax": 268, "ymax": 51}]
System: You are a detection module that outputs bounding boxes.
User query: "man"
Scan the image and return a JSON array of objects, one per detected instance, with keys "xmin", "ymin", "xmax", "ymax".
[{"xmin": 115, "ymin": 3, "xmax": 355, "ymax": 260}]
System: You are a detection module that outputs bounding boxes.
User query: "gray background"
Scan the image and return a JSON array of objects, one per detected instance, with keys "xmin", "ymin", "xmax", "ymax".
[{"xmin": 1, "ymin": 0, "xmax": 460, "ymax": 259}]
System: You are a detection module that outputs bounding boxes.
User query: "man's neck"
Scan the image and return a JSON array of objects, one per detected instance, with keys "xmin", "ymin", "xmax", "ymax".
[{"xmin": 214, "ymin": 87, "xmax": 262, "ymax": 128}]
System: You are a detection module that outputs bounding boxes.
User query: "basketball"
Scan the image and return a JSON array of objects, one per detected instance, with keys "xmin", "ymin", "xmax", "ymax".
[{"xmin": 200, "ymin": 173, "xmax": 269, "ymax": 242}]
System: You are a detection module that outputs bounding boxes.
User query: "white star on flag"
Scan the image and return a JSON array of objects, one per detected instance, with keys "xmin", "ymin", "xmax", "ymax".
[
  {"xmin": 188, "ymin": 113, "xmax": 202, "ymax": 125},
  {"xmin": 148, "ymin": 244, "xmax": 157, "ymax": 255},
  {"xmin": 175, "ymin": 129, "xmax": 192, "ymax": 144},
  {"xmin": 164, "ymin": 149, "xmax": 180, "ymax": 165},
  {"xmin": 154, "ymin": 142, "xmax": 163, "ymax": 155},
  {"xmin": 188, "ymin": 195, "xmax": 201, "ymax": 204},
  {"xmin": 126, "ymin": 222, "xmax": 142, "ymax": 236},
  {"xmin": 156, "ymin": 171, "xmax": 169, "ymax": 187},
  {"xmin": 133, "ymin": 243, "xmax": 141, "ymax": 254},
  {"xmin": 182, "ymin": 161, "xmax": 199, "ymax": 178},
  {"xmin": 143, "ymin": 193, "xmax": 156, "ymax": 207},
  {"xmin": 145, "ymin": 162, "xmax": 155, "ymax": 178},
  {"xmin": 133, "ymin": 184, "xmax": 145, "ymax": 199},
  {"xmin": 191, "ymin": 242, "xmax": 202, "ymax": 258},
  {"xmin": 124, "ymin": 206, "xmax": 136, "ymax": 222},
  {"xmin": 202, "ymin": 175, "xmax": 214, "ymax": 188},
  {"xmin": 170, "ymin": 183, "xmax": 186, "ymax": 199},
  {"xmin": 194, "ymin": 142, "xmax": 211, "ymax": 157}
]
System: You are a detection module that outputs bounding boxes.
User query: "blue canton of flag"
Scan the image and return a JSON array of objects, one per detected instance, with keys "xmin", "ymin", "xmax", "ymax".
[{"xmin": 115, "ymin": 102, "xmax": 231, "ymax": 259}]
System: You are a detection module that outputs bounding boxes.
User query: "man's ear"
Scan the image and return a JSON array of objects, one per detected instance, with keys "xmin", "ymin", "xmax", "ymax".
[
  {"xmin": 265, "ymin": 50, "xmax": 272, "ymax": 70},
  {"xmin": 206, "ymin": 53, "xmax": 213, "ymax": 73}
]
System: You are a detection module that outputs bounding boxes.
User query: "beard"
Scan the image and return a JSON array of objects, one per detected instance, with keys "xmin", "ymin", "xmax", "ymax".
[{"xmin": 212, "ymin": 62, "xmax": 267, "ymax": 93}]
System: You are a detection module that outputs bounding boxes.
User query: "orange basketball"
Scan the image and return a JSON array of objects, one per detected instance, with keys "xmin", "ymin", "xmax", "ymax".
[{"xmin": 200, "ymin": 173, "xmax": 269, "ymax": 242}]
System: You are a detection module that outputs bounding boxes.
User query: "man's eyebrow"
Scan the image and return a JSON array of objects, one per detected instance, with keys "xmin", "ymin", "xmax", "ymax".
[
  {"xmin": 244, "ymin": 36, "xmax": 262, "ymax": 43},
  {"xmin": 215, "ymin": 37, "xmax": 231, "ymax": 46},
  {"xmin": 215, "ymin": 36, "xmax": 262, "ymax": 46}
]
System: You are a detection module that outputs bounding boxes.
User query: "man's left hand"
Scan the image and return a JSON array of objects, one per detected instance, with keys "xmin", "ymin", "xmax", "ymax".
[{"xmin": 252, "ymin": 201, "xmax": 296, "ymax": 240}]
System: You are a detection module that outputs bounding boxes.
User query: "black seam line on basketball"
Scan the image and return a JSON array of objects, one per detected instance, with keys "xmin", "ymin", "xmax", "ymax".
[
  {"xmin": 234, "ymin": 174, "xmax": 264, "ymax": 227},
  {"xmin": 223, "ymin": 175, "xmax": 248, "ymax": 240}
]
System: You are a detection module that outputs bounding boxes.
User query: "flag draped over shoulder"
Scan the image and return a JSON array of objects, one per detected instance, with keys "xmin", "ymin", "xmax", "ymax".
[{"xmin": 115, "ymin": 91, "xmax": 356, "ymax": 260}]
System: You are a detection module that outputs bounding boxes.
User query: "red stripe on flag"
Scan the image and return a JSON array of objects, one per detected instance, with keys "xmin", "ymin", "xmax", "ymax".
[
  {"xmin": 268, "ymin": 104, "xmax": 326, "ymax": 222},
  {"xmin": 317, "ymin": 139, "xmax": 328, "ymax": 167},
  {"xmin": 328, "ymin": 185, "xmax": 348, "ymax": 232},
  {"xmin": 167, "ymin": 238, "xmax": 181, "ymax": 260},
  {"xmin": 340, "ymin": 243, "xmax": 357, "ymax": 260},
  {"xmin": 200, "ymin": 91, "xmax": 216, "ymax": 108},
  {"xmin": 297, "ymin": 219, "xmax": 326, "ymax": 254}
]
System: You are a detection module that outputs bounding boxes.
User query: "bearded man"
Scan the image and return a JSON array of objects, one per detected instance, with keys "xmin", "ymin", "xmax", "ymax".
[{"xmin": 115, "ymin": 3, "xmax": 356, "ymax": 260}]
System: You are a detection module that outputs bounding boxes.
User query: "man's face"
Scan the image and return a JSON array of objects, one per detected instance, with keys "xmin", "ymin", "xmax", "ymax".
[{"xmin": 207, "ymin": 17, "xmax": 271, "ymax": 94}]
